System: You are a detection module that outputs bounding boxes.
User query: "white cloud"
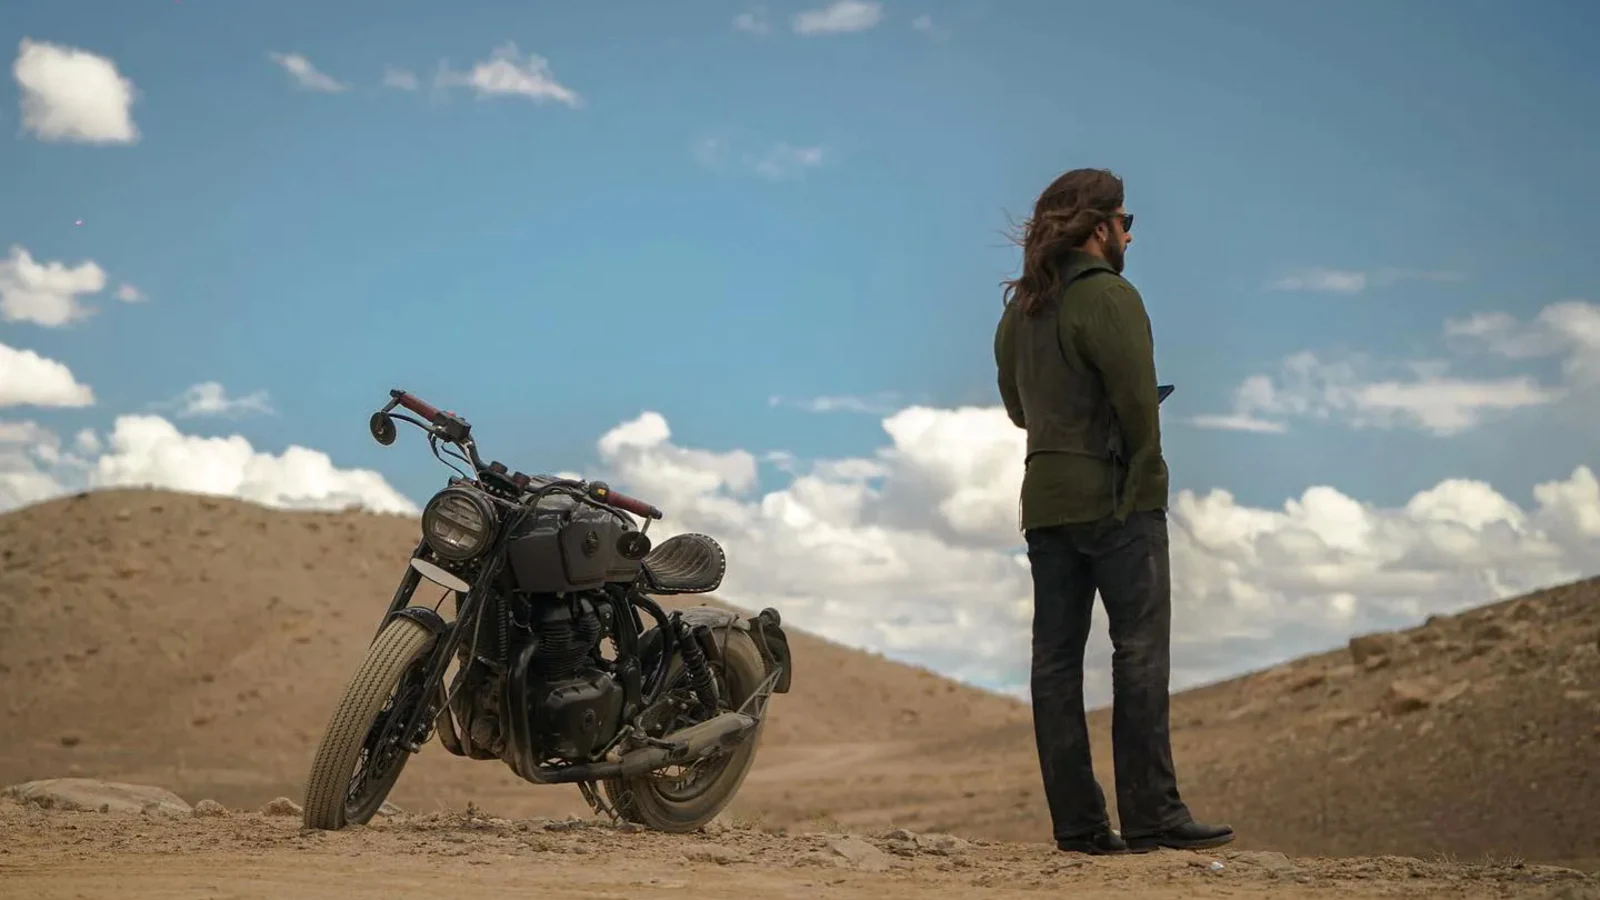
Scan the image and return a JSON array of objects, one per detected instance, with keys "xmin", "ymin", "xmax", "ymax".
[
  {"xmin": 694, "ymin": 130, "xmax": 827, "ymax": 180},
  {"xmin": 1270, "ymin": 267, "xmax": 1466, "ymax": 294},
  {"xmin": 87, "ymin": 415, "xmax": 415, "ymax": 513},
  {"xmin": 769, "ymin": 392, "xmax": 901, "ymax": 414},
  {"xmin": 793, "ymin": 1, "xmax": 885, "ymax": 35},
  {"xmin": 1188, "ymin": 412, "xmax": 1288, "ymax": 434},
  {"xmin": 11, "ymin": 38, "xmax": 139, "ymax": 144},
  {"xmin": 159, "ymin": 382, "xmax": 274, "ymax": 419},
  {"xmin": 0, "ymin": 414, "xmax": 417, "ymax": 517},
  {"xmin": 0, "ymin": 244, "xmax": 109, "ymax": 327},
  {"xmin": 115, "ymin": 283, "xmax": 146, "ymax": 303},
  {"xmin": 1193, "ymin": 302, "xmax": 1592, "ymax": 437},
  {"xmin": 268, "ymin": 52, "xmax": 347, "ymax": 92},
  {"xmin": 0, "ymin": 342, "xmax": 95, "ymax": 408},
  {"xmin": 586, "ymin": 405, "xmax": 1599, "ymax": 701},
  {"xmin": 733, "ymin": 9, "xmax": 775, "ymax": 35},
  {"xmin": 1448, "ymin": 300, "xmax": 1600, "ymax": 387},
  {"xmin": 435, "ymin": 43, "xmax": 580, "ymax": 107},
  {"xmin": 0, "ymin": 419, "xmax": 69, "ymax": 511},
  {"xmin": 381, "ymin": 66, "xmax": 419, "ymax": 91}
]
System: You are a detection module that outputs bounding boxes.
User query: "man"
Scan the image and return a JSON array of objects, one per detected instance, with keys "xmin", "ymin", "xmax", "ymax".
[{"xmin": 993, "ymin": 168, "xmax": 1234, "ymax": 855}]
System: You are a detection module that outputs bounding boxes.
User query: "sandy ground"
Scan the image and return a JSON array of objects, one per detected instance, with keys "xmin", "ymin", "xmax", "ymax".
[
  {"xmin": 3, "ymin": 489, "xmax": 1600, "ymax": 897},
  {"xmin": 4, "ymin": 801, "xmax": 1597, "ymax": 900}
]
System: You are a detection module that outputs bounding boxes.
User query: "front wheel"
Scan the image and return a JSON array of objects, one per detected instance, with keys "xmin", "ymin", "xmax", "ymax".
[
  {"xmin": 602, "ymin": 625, "xmax": 770, "ymax": 832},
  {"xmin": 302, "ymin": 615, "xmax": 437, "ymax": 830}
]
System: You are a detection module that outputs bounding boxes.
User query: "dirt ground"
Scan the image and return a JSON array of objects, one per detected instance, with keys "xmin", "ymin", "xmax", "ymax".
[
  {"xmin": 4, "ymin": 800, "xmax": 1596, "ymax": 900},
  {"xmin": 3, "ymin": 489, "xmax": 1599, "ymax": 897}
]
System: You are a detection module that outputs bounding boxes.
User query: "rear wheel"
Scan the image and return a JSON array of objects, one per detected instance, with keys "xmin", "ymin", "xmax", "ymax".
[
  {"xmin": 302, "ymin": 615, "xmax": 437, "ymax": 830},
  {"xmin": 602, "ymin": 624, "xmax": 769, "ymax": 832}
]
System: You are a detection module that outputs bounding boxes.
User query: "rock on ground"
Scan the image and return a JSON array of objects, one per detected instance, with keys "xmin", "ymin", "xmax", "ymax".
[
  {"xmin": 261, "ymin": 797, "xmax": 303, "ymax": 816},
  {"xmin": 1, "ymin": 778, "xmax": 192, "ymax": 817}
]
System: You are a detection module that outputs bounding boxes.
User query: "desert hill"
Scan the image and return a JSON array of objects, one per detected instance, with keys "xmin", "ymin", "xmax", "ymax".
[
  {"xmin": 0, "ymin": 488, "xmax": 1029, "ymax": 821},
  {"xmin": 1, "ymin": 488, "xmax": 1596, "ymax": 870}
]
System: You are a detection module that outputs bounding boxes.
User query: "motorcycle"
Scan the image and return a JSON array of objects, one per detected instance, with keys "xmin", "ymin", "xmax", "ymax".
[{"xmin": 300, "ymin": 389, "xmax": 793, "ymax": 833}]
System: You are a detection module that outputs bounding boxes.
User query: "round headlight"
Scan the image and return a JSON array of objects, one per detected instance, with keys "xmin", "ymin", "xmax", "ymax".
[{"xmin": 421, "ymin": 486, "xmax": 498, "ymax": 561}]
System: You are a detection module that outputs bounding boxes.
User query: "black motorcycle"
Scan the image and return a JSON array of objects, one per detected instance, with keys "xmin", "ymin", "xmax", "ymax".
[{"xmin": 301, "ymin": 389, "xmax": 793, "ymax": 833}]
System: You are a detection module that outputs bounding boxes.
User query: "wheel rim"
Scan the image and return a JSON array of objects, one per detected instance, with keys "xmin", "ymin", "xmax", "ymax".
[
  {"xmin": 641, "ymin": 658, "xmax": 747, "ymax": 805},
  {"xmin": 343, "ymin": 665, "xmax": 428, "ymax": 822}
]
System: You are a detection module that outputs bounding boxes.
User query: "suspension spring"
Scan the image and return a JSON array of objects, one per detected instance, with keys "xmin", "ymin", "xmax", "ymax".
[{"xmin": 674, "ymin": 616, "xmax": 719, "ymax": 716}]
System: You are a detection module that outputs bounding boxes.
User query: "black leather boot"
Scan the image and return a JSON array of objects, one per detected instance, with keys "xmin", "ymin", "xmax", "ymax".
[
  {"xmin": 1125, "ymin": 820, "xmax": 1235, "ymax": 852},
  {"xmin": 1056, "ymin": 828, "xmax": 1129, "ymax": 855}
]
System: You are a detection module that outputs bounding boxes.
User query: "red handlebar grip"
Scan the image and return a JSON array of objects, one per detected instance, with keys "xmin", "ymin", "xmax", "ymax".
[
  {"xmin": 395, "ymin": 391, "xmax": 440, "ymax": 421},
  {"xmin": 591, "ymin": 482, "xmax": 663, "ymax": 520},
  {"xmin": 611, "ymin": 491, "xmax": 662, "ymax": 520}
]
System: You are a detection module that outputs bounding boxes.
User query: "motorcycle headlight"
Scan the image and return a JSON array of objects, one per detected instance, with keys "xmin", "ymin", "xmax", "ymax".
[{"xmin": 421, "ymin": 486, "xmax": 498, "ymax": 561}]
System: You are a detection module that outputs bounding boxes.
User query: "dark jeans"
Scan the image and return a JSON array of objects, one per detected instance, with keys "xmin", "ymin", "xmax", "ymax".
[{"xmin": 1025, "ymin": 509, "xmax": 1192, "ymax": 840}]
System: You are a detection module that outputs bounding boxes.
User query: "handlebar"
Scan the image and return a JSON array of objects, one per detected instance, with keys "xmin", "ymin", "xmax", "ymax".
[
  {"xmin": 392, "ymin": 389, "xmax": 441, "ymax": 422},
  {"xmin": 587, "ymin": 481, "xmax": 663, "ymax": 521},
  {"xmin": 378, "ymin": 388, "xmax": 665, "ymax": 521}
]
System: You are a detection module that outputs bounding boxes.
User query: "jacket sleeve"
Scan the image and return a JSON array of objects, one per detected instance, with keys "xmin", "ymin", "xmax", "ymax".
[
  {"xmin": 994, "ymin": 302, "xmax": 1025, "ymax": 429},
  {"xmin": 1072, "ymin": 280, "xmax": 1162, "ymax": 518}
]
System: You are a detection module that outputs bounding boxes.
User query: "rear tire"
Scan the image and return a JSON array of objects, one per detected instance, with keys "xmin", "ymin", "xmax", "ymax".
[
  {"xmin": 602, "ymin": 624, "xmax": 769, "ymax": 832},
  {"xmin": 302, "ymin": 615, "xmax": 436, "ymax": 831}
]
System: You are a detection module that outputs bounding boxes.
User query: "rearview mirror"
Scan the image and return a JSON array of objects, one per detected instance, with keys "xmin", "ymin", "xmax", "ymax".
[{"xmin": 369, "ymin": 412, "xmax": 397, "ymax": 446}]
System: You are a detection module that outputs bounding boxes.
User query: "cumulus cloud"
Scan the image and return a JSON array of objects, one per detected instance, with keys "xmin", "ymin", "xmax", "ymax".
[
  {"xmin": 0, "ymin": 244, "xmax": 109, "ymax": 327},
  {"xmin": 793, "ymin": 1, "xmax": 885, "ymax": 35},
  {"xmin": 1193, "ymin": 301, "xmax": 1590, "ymax": 436},
  {"xmin": 267, "ymin": 52, "xmax": 347, "ymax": 92},
  {"xmin": 434, "ymin": 43, "xmax": 580, "ymax": 107},
  {"xmin": 0, "ymin": 414, "xmax": 416, "ymax": 516},
  {"xmin": 1269, "ymin": 267, "xmax": 1466, "ymax": 294},
  {"xmin": 11, "ymin": 38, "xmax": 139, "ymax": 144},
  {"xmin": 694, "ymin": 130, "xmax": 827, "ymax": 180},
  {"xmin": 0, "ymin": 342, "xmax": 95, "ymax": 408},
  {"xmin": 0, "ymin": 420, "xmax": 71, "ymax": 512},
  {"xmin": 158, "ymin": 382, "xmax": 274, "ymax": 419},
  {"xmin": 585, "ymin": 405, "xmax": 1598, "ymax": 702},
  {"xmin": 115, "ymin": 283, "xmax": 146, "ymax": 303}
]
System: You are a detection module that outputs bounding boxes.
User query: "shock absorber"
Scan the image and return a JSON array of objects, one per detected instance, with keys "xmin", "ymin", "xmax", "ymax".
[{"xmin": 673, "ymin": 616, "xmax": 719, "ymax": 716}]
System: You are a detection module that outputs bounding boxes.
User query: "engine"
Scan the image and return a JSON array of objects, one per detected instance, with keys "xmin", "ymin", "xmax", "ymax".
[{"xmin": 522, "ymin": 594, "xmax": 625, "ymax": 761}]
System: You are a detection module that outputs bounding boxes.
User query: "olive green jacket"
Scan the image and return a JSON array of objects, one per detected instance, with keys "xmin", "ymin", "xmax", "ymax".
[{"xmin": 994, "ymin": 251, "xmax": 1168, "ymax": 528}]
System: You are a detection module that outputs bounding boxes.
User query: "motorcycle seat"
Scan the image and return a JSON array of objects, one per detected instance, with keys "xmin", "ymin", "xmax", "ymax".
[{"xmin": 641, "ymin": 533, "xmax": 726, "ymax": 595}]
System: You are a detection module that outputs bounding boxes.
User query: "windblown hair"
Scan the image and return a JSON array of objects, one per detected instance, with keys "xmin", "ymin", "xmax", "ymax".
[{"xmin": 1001, "ymin": 168, "xmax": 1125, "ymax": 315}]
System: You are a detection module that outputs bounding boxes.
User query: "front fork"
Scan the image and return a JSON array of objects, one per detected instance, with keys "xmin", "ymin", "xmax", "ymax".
[{"xmin": 376, "ymin": 542, "xmax": 502, "ymax": 760}]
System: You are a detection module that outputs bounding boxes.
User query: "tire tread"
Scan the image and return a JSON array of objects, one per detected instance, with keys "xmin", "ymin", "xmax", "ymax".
[{"xmin": 302, "ymin": 616, "xmax": 435, "ymax": 830}]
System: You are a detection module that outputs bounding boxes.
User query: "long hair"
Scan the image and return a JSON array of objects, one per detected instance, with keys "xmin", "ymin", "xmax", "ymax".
[{"xmin": 1001, "ymin": 168, "xmax": 1125, "ymax": 316}]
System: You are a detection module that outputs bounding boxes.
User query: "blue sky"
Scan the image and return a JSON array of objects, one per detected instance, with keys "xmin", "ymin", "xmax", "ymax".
[
  {"xmin": 4, "ymin": 0, "xmax": 1598, "ymax": 521},
  {"xmin": 3, "ymin": 1, "xmax": 1599, "ymax": 699}
]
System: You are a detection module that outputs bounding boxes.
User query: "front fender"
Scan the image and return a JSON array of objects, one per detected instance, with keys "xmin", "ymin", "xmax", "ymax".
[{"xmin": 386, "ymin": 606, "xmax": 449, "ymax": 639}]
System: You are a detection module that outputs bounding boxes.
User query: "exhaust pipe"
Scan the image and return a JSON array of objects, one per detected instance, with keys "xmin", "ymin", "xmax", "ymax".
[
  {"xmin": 617, "ymin": 711, "xmax": 758, "ymax": 776},
  {"xmin": 536, "ymin": 711, "xmax": 758, "ymax": 784}
]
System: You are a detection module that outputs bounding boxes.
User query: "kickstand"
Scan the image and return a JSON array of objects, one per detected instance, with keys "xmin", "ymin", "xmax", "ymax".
[{"xmin": 578, "ymin": 781, "xmax": 621, "ymax": 823}]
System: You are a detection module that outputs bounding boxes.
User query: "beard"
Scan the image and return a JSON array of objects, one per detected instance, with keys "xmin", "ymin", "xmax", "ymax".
[{"xmin": 1104, "ymin": 236, "xmax": 1126, "ymax": 274}]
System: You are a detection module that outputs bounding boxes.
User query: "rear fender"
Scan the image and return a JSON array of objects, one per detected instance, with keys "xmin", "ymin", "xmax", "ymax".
[{"xmin": 641, "ymin": 606, "xmax": 790, "ymax": 694}]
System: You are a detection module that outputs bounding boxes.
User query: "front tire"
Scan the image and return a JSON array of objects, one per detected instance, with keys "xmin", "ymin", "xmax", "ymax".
[
  {"xmin": 602, "ymin": 624, "xmax": 770, "ymax": 832},
  {"xmin": 302, "ymin": 615, "xmax": 437, "ymax": 831}
]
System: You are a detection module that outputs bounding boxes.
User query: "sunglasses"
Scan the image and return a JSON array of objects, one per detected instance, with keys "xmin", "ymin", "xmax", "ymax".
[{"xmin": 1115, "ymin": 212, "xmax": 1134, "ymax": 232}]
